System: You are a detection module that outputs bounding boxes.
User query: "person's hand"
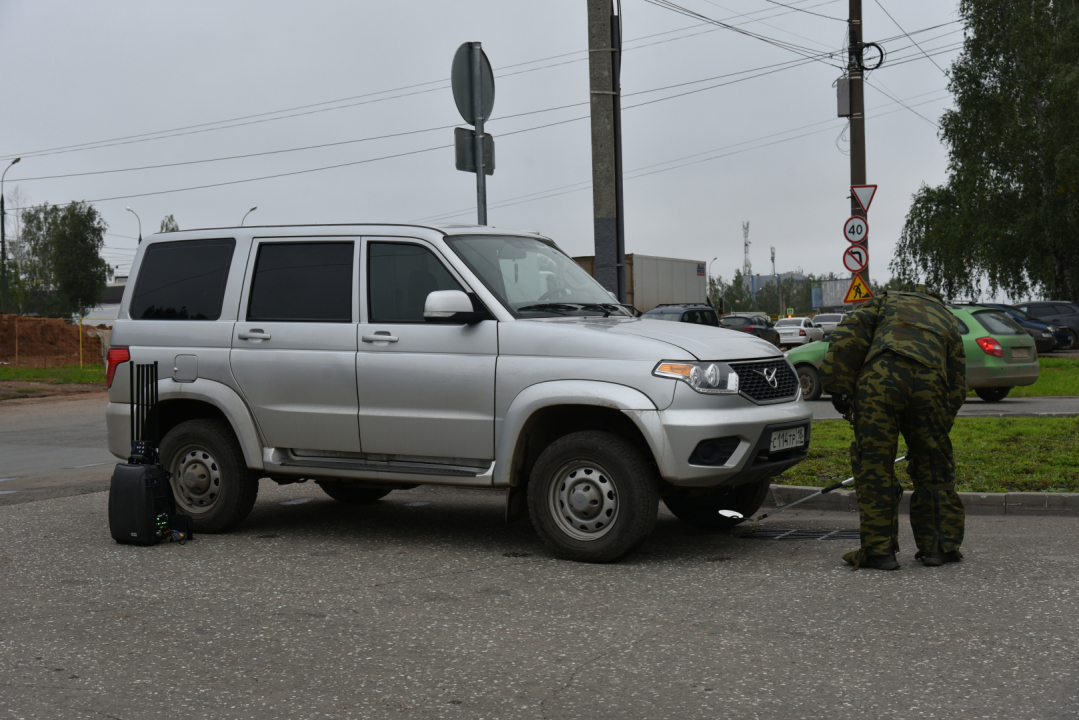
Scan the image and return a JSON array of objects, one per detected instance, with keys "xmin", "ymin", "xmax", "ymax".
[{"xmin": 831, "ymin": 394, "xmax": 852, "ymax": 418}]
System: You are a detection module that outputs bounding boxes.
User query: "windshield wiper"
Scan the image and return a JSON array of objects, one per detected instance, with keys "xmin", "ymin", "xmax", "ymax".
[{"xmin": 516, "ymin": 303, "xmax": 583, "ymax": 314}]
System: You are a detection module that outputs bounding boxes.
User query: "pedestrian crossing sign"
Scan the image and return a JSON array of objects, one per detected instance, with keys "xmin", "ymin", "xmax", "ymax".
[{"xmin": 843, "ymin": 273, "xmax": 874, "ymax": 303}]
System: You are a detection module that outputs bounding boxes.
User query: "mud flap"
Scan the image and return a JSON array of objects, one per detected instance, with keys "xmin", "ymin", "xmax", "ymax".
[{"xmin": 505, "ymin": 484, "xmax": 527, "ymax": 523}]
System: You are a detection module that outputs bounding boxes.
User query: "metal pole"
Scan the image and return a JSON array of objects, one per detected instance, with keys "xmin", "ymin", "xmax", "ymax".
[
  {"xmin": 848, "ymin": 0, "xmax": 868, "ymax": 281},
  {"xmin": 1, "ymin": 158, "xmax": 20, "ymax": 314},
  {"xmin": 611, "ymin": 3, "xmax": 626, "ymax": 303},
  {"xmin": 471, "ymin": 42, "xmax": 488, "ymax": 226}
]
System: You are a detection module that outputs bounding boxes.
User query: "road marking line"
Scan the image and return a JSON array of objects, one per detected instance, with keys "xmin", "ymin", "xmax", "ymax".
[
  {"xmin": 69, "ymin": 462, "xmax": 112, "ymax": 469},
  {"xmin": 0, "ymin": 477, "xmax": 23, "ymax": 482}
]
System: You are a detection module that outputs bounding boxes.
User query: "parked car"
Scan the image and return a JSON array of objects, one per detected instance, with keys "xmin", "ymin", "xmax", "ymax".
[
  {"xmin": 719, "ymin": 313, "xmax": 781, "ymax": 347},
  {"xmin": 785, "ymin": 305, "xmax": 1039, "ymax": 402},
  {"xmin": 1012, "ymin": 301, "xmax": 1079, "ymax": 350},
  {"xmin": 640, "ymin": 303, "xmax": 719, "ymax": 327},
  {"xmin": 961, "ymin": 303, "xmax": 1062, "ymax": 354},
  {"xmin": 106, "ymin": 225, "xmax": 812, "ymax": 562},
  {"xmin": 812, "ymin": 312, "xmax": 847, "ymax": 338},
  {"xmin": 774, "ymin": 317, "xmax": 824, "ymax": 348}
]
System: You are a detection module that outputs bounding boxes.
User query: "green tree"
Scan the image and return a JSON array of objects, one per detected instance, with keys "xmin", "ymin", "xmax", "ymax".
[
  {"xmin": 160, "ymin": 214, "xmax": 179, "ymax": 232},
  {"xmin": 18, "ymin": 202, "xmax": 109, "ymax": 317},
  {"xmin": 892, "ymin": 0, "xmax": 1079, "ymax": 302}
]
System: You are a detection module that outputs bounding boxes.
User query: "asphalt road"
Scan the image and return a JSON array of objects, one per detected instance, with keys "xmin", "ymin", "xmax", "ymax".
[
  {"xmin": 1, "ymin": 483, "xmax": 1077, "ymax": 719},
  {"xmin": 1, "ymin": 393, "xmax": 1077, "ymax": 718},
  {"xmin": 808, "ymin": 394, "xmax": 1079, "ymax": 420}
]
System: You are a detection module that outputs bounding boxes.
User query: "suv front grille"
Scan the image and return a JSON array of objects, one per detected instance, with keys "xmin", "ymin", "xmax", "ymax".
[{"xmin": 729, "ymin": 359, "xmax": 799, "ymax": 403}]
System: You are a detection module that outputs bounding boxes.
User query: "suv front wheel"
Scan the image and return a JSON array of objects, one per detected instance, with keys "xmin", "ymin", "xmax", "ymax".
[
  {"xmin": 160, "ymin": 419, "xmax": 259, "ymax": 533},
  {"xmin": 527, "ymin": 431, "xmax": 659, "ymax": 563}
]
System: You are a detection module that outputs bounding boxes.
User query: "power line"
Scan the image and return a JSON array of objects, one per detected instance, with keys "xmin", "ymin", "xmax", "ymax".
[
  {"xmin": 0, "ymin": 0, "xmax": 839, "ymax": 163},
  {"xmin": 760, "ymin": 0, "xmax": 845, "ymax": 21},
  {"xmin": 873, "ymin": 0, "xmax": 948, "ymax": 76}
]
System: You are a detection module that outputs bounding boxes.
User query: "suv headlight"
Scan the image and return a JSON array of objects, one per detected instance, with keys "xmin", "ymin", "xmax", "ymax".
[{"xmin": 653, "ymin": 361, "xmax": 740, "ymax": 394}]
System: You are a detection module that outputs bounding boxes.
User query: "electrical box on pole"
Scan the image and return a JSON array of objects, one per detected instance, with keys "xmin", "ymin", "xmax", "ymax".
[{"xmin": 451, "ymin": 42, "xmax": 495, "ymax": 225}]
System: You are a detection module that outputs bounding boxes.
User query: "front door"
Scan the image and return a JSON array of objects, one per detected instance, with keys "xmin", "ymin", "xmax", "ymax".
[
  {"xmin": 356, "ymin": 238, "xmax": 497, "ymax": 460},
  {"xmin": 231, "ymin": 239, "xmax": 362, "ymax": 453}
]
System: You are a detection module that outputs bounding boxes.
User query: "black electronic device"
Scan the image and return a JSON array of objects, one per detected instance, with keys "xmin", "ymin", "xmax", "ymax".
[{"xmin": 108, "ymin": 361, "xmax": 194, "ymax": 545}]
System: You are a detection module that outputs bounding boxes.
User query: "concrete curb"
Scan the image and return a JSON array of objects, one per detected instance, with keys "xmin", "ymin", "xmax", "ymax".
[{"xmin": 768, "ymin": 485, "xmax": 1079, "ymax": 517}]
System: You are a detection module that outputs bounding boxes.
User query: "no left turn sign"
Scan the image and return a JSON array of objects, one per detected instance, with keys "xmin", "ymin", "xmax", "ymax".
[
  {"xmin": 843, "ymin": 216, "xmax": 868, "ymax": 244},
  {"xmin": 843, "ymin": 245, "xmax": 868, "ymax": 272}
]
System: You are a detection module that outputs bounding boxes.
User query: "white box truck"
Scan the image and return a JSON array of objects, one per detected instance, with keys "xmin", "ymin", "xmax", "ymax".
[{"xmin": 573, "ymin": 254, "xmax": 708, "ymax": 312}]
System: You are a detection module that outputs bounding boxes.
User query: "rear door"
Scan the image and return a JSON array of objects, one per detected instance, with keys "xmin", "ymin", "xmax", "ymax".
[
  {"xmin": 231, "ymin": 238, "xmax": 361, "ymax": 453},
  {"xmin": 356, "ymin": 237, "xmax": 497, "ymax": 460}
]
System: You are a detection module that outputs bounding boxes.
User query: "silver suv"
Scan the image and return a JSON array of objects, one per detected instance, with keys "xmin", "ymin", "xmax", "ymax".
[{"xmin": 106, "ymin": 225, "xmax": 811, "ymax": 562}]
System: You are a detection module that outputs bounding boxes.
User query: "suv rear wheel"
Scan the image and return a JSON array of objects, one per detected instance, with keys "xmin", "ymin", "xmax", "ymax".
[
  {"xmin": 663, "ymin": 477, "xmax": 772, "ymax": 530},
  {"xmin": 527, "ymin": 431, "xmax": 659, "ymax": 563},
  {"xmin": 160, "ymin": 419, "xmax": 259, "ymax": 533}
]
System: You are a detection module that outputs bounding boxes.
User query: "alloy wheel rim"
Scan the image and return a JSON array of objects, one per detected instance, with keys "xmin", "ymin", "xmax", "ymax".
[
  {"xmin": 548, "ymin": 462, "xmax": 619, "ymax": 541},
  {"xmin": 171, "ymin": 444, "xmax": 223, "ymax": 514}
]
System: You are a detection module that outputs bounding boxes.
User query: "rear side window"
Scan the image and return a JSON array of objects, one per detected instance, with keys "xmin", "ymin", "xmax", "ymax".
[
  {"xmin": 130, "ymin": 238, "xmax": 236, "ymax": 320},
  {"xmin": 955, "ymin": 317, "xmax": 970, "ymax": 334},
  {"xmin": 248, "ymin": 242, "xmax": 354, "ymax": 322},
  {"xmin": 1023, "ymin": 305, "xmax": 1054, "ymax": 318},
  {"xmin": 368, "ymin": 242, "xmax": 464, "ymax": 323},
  {"xmin": 1054, "ymin": 304, "xmax": 1078, "ymax": 315},
  {"xmin": 974, "ymin": 310, "xmax": 1024, "ymax": 335}
]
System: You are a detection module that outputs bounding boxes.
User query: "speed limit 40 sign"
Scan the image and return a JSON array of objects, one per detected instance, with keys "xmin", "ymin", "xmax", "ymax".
[{"xmin": 843, "ymin": 216, "xmax": 868, "ymax": 244}]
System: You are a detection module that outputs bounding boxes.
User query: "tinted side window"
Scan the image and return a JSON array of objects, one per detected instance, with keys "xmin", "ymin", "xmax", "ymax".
[
  {"xmin": 955, "ymin": 318, "xmax": 969, "ymax": 334},
  {"xmin": 130, "ymin": 238, "xmax": 236, "ymax": 320},
  {"xmin": 1024, "ymin": 305, "xmax": 1054, "ymax": 318},
  {"xmin": 703, "ymin": 310, "xmax": 718, "ymax": 326},
  {"xmin": 1054, "ymin": 304, "xmax": 1078, "ymax": 315},
  {"xmin": 368, "ymin": 242, "xmax": 464, "ymax": 323},
  {"xmin": 248, "ymin": 242, "xmax": 354, "ymax": 322}
]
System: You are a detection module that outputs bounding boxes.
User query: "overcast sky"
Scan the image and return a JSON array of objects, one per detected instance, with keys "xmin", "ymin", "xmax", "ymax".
[{"xmin": 1, "ymin": 0, "xmax": 961, "ymax": 288}]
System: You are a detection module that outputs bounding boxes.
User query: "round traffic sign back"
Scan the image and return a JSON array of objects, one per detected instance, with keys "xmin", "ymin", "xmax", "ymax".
[
  {"xmin": 843, "ymin": 245, "xmax": 868, "ymax": 273},
  {"xmin": 843, "ymin": 216, "xmax": 868, "ymax": 244}
]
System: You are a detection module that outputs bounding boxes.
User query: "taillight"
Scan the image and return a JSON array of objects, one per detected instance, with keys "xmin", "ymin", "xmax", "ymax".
[
  {"xmin": 976, "ymin": 337, "xmax": 1003, "ymax": 358},
  {"xmin": 799, "ymin": 329, "xmax": 806, "ymax": 336},
  {"xmin": 741, "ymin": 326, "xmax": 753, "ymax": 332},
  {"xmin": 106, "ymin": 346, "xmax": 130, "ymax": 388}
]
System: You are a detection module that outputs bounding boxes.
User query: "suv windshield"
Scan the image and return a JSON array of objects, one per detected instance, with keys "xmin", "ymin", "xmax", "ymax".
[{"xmin": 445, "ymin": 235, "xmax": 628, "ymax": 317}]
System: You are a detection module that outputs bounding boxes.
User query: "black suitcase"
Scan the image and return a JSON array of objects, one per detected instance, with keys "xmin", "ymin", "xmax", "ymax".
[{"xmin": 108, "ymin": 361, "xmax": 193, "ymax": 545}]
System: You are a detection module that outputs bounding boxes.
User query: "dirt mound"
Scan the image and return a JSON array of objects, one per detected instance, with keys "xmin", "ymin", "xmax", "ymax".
[{"xmin": 0, "ymin": 315, "xmax": 108, "ymax": 367}]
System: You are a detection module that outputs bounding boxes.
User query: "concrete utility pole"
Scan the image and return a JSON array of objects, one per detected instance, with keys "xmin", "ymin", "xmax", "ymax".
[
  {"xmin": 848, "ymin": 0, "xmax": 867, "ymax": 281},
  {"xmin": 587, "ymin": 0, "xmax": 625, "ymax": 301},
  {"xmin": 1, "ymin": 157, "xmax": 20, "ymax": 314}
]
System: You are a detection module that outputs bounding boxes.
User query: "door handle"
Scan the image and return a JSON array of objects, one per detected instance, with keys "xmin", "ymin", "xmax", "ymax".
[
  {"xmin": 238, "ymin": 330, "xmax": 272, "ymax": 340},
  {"xmin": 362, "ymin": 334, "xmax": 399, "ymax": 343}
]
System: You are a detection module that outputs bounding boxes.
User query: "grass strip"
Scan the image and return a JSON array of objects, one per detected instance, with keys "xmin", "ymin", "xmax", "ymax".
[
  {"xmin": 778, "ymin": 417, "xmax": 1079, "ymax": 493},
  {"xmin": 1004, "ymin": 357, "xmax": 1079, "ymax": 397},
  {"xmin": 0, "ymin": 364, "xmax": 106, "ymax": 385}
]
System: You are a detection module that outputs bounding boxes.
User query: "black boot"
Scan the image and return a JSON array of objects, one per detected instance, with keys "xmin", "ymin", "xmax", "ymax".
[
  {"xmin": 844, "ymin": 549, "xmax": 900, "ymax": 570},
  {"xmin": 917, "ymin": 550, "xmax": 962, "ymax": 566}
]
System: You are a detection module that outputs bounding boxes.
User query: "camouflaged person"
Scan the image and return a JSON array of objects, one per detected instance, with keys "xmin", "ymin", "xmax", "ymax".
[{"xmin": 820, "ymin": 283, "xmax": 966, "ymax": 571}]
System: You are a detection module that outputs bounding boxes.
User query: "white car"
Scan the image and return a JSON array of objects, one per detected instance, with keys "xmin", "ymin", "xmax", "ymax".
[
  {"xmin": 812, "ymin": 312, "xmax": 847, "ymax": 338},
  {"xmin": 775, "ymin": 317, "xmax": 825, "ymax": 347}
]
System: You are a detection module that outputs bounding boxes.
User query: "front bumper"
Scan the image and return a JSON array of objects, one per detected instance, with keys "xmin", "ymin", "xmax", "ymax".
[{"xmin": 653, "ymin": 383, "xmax": 813, "ymax": 488}]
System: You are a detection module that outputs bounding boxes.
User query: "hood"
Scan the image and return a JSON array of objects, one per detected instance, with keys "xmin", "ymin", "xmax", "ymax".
[{"xmin": 502, "ymin": 316, "xmax": 781, "ymax": 362}]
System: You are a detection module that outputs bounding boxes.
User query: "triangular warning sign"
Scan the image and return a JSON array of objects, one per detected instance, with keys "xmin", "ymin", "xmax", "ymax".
[
  {"xmin": 851, "ymin": 185, "xmax": 877, "ymax": 214},
  {"xmin": 844, "ymin": 273, "xmax": 874, "ymax": 303}
]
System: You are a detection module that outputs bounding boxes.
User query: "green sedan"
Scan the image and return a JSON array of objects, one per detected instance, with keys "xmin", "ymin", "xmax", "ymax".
[{"xmin": 787, "ymin": 305, "xmax": 1040, "ymax": 402}]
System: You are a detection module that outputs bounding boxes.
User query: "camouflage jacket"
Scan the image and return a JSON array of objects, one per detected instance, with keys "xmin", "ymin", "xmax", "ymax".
[{"xmin": 820, "ymin": 286, "xmax": 967, "ymax": 417}]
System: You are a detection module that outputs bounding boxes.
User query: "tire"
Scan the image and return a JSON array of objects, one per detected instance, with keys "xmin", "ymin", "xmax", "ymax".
[
  {"xmin": 159, "ymin": 418, "xmax": 259, "ymax": 533},
  {"xmin": 1062, "ymin": 329, "xmax": 1078, "ymax": 351},
  {"xmin": 796, "ymin": 365, "xmax": 822, "ymax": 401},
  {"xmin": 975, "ymin": 387, "xmax": 1011, "ymax": 402},
  {"xmin": 527, "ymin": 431, "xmax": 659, "ymax": 563},
  {"xmin": 663, "ymin": 478, "xmax": 772, "ymax": 530},
  {"xmin": 317, "ymin": 482, "xmax": 392, "ymax": 504}
]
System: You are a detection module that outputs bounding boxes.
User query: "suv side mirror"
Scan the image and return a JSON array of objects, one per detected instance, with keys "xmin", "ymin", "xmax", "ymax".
[{"xmin": 424, "ymin": 290, "xmax": 485, "ymax": 324}]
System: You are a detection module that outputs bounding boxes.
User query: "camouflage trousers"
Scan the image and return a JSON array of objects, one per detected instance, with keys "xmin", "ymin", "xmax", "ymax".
[{"xmin": 849, "ymin": 352, "xmax": 965, "ymax": 557}]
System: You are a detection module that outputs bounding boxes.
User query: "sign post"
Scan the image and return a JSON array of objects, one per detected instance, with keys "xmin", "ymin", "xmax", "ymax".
[{"xmin": 451, "ymin": 42, "xmax": 496, "ymax": 225}]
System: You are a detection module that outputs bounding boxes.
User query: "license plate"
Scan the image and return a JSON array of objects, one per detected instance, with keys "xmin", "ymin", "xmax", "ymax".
[
  {"xmin": 770, "ymin": 427, "xmax": 805, "ymax": 453},
  {"xmin": 1011, "ymin": 347, "xmax": 1030, "ymax": 358}
]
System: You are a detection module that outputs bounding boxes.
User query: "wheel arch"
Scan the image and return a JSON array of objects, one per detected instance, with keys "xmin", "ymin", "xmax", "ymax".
[{"xmin": 495, "ymin": 381, "xmax": 668, "ymax": 489}]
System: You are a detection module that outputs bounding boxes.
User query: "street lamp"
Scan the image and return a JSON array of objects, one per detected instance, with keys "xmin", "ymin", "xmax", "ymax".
[
  {"xmin": 126, "ymin": 207, "xmax": 142, "ymax": 244},
  {"xmin": 240, "ymin": 206, "xmax": 257, "ymax": 227},
  {"xmin": 1, "ymin": 157, "xmax": 21, "ymax": 314}
]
